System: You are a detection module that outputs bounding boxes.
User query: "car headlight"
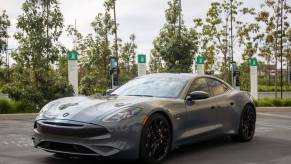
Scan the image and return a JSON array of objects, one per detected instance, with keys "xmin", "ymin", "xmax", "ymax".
[
  {"xmin": 39, "ymin": 102, "xmax": 58, "ymax": 114},
  {"xmin": 102, "ymin": 107, "xmax": 142, "ymax": 122}
]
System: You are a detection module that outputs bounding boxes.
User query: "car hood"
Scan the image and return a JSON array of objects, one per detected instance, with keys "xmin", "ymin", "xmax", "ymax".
[{"xmin": 38, "ymin": 96, "xmax": 157, "ymax": 124}]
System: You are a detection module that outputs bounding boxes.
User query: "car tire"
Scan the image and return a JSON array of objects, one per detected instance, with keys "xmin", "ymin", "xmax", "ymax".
[
  {"xmin": 232, "ymin": 104, "xmax": 256, "ymax": 142},
  {"xmin": 140, "ymin": 113, "xmax": 171, "ymax": 164}
]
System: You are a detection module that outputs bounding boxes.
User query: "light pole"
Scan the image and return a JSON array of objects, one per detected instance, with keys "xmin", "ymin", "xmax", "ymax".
[
  {"xmin": 112, "ymin": 0, "xmax": 119, "ymax": 87},
  {"xmin": 5, "ymin": 47, "xmax": 13, "ymax": 81},
  {"xmin": 280, "ymin": 0, "xmax": 284, "ymax": 99},
  {"xmin": 178, "ymin": 0, "xmax": 182, "ymax": 39},
  {"xmin": 113, "ymin": 0, "xmax": 118, "ymax": 59},
  {"xmin": 230, "ymin": 0, "xmax": 234, "ymax": 87}
]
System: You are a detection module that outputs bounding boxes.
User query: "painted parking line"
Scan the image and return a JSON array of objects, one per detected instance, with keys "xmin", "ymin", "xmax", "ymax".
[
  {"xmin": 257, "ymin": 112, "xmax": 291, "ymax": 119},
  {"xmin": 257, "ymin": 122, "xmax": 291, "ymax": 130}
]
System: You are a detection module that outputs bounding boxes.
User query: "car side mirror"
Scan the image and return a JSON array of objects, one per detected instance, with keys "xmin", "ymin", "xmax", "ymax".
[{"xmin": 187, "ymin": 91, "xmax": 209, "ymax": 101}]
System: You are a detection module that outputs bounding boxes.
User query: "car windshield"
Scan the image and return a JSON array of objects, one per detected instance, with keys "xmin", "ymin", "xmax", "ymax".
[{"xmin": 111, "ymin": 76, "xmax": 189, "ymax": 98}]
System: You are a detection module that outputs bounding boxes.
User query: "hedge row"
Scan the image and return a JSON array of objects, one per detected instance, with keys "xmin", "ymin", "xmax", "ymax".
[
  {"xmin": 0, "ymin": 99, "xmax": 37, "ymax": 114},
  {"xmin": 255, "ymin": 98, "xmax": 291, "ymax": 107},
  {"xmin": 258, "ymin": 85, "xmax": 291, "ymax": 92}
]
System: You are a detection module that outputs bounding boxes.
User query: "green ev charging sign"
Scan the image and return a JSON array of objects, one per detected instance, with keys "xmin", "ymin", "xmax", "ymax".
[
  {"xmin": 138, "ymin": 54, "xmax": 146, "ymax": 63},
  {"xmin": 68, "ymin": 51, "xmax": 78, "ymax": 60},
  {"xmin": 196, "ymin": 55, "xmax": 205, "ymax": 64},
  {"xmin": 250, "ymin": 57, "xmax": 257, "ymax": 66}
]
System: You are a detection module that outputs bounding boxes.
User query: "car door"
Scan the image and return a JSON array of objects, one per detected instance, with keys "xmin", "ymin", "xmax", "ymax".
[
  {"xmin": 183, "ymin": 77, "xmax": 222, "ymax": 142},
  {"xmin": 206, "ymin": 78, "xmax": 234, "ymax": 132}
]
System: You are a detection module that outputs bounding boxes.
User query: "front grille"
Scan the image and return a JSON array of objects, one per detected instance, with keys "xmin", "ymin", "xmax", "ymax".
[
  {"xmin": 42, "ymin": 122, "xmax": 84, "ymax": 127},
  {"xmin": 38, "ymin": 141, "xmax": 96, "ymax": 154},
  {"xmin": 35, "ymin": 121, "xmax": 109, "ymax": 138}
]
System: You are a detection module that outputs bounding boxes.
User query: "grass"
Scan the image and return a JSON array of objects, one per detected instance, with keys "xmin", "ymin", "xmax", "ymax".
[
  {"xmin": 255, "ymin": 98, "xmax": 291, "ymax": 107},
  {"xmin": 0, "ymin": 99, "xmax": 36, "ymax": 114}
]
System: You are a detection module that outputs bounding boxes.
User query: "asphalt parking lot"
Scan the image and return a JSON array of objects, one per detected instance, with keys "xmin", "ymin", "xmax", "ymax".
[{"xmin": 0, "ymin": 108, "xmax": 291, "ymax": 164}]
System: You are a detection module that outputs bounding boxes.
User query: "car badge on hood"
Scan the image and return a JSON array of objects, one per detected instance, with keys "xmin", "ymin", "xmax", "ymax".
[
  {"xmin": 58, "ymin": 103, "xmax": 79, "ymax": 110},
  {"xmin": 63, "ymin": 113, "xmax": 70, "ymax": 117},
  {"xmin": 114, "ymin": 103, "xmax": 130, "ymax": 107}
]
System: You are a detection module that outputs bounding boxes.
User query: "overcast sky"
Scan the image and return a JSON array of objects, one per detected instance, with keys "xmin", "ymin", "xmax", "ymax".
[{"xmin": 1, "ymin": 0, "xmax": 274, "ymax": 63}]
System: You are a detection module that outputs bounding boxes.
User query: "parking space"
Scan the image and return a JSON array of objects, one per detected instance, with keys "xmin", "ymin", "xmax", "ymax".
[{"xmin": 0, "ymin": 109, "xmax": 291, "ymax": 164}]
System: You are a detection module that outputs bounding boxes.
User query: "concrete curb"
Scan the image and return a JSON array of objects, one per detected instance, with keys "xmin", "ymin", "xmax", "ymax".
[{"xmin": 256, "ymin": 107, "xmax": 291, "ymax": 112}]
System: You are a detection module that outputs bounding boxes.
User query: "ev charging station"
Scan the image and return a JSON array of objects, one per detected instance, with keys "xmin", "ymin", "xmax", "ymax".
[
  {"xmin": 110, "ymin": 57, "xmax": 119, "ymax": 89},
  {"xmin": 138, "ymin": 54, "xmax": 146, "ymax": 77},
  {"xmin": 250, "ymin": 57, "xmax": 258, "ymax": 100},
  {"xmin": 196, "ymin": 55, "xmax": 205, "ymax": 75},
  {"xmin": 232, "ymin": 62, "xmax": 240, "ymax": 90},
  {"xmin": 68, "ymin": 50, "xmax": 79, "ymax": 95}
]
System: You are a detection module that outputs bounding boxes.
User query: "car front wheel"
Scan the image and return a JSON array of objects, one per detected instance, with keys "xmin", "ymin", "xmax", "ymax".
[
  {"xmin": 233, "ymin": 104, "xmax": 256, "ymax": 142},
  {"xmin": 140, "ymin": 113, "xmax": 171, "ymax": 164}
]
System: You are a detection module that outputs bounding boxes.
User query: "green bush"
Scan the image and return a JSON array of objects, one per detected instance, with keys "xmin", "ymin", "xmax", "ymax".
[
  {"xmin": 0, "ymin": 99, "xmax": 14, "ymax": 113},
  {"xmin": 0, "ymin": 99, "xmax": 36, "ymax": 113},
  {"xmin": 13, "ymin": 101, "xmax": 36, "ymax": 113},
  {"xmin": 284, "ymin": 99, "xmax": 291, "ymax": 106},
  {"xmin": 256, "ymin": 98, "xmax": 273, "ymax": 107},
  {"xmin": 256, "ymin": 98, "xmax": 291, "ymax": 107}
]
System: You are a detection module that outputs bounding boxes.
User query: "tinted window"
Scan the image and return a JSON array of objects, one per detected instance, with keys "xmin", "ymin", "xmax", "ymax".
[
  {"xmin": 206, "ymin": 78, "xmax": 229, "ymax": 96},
  {"xmin": 112, "ymin": 76, "xmax": 189, "ymax": 98},
  {"xmin": 188, "ymin": 78, "xmax": 210, "ymax": 94}
]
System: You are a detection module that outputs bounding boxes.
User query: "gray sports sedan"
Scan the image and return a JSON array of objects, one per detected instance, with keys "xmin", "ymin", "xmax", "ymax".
[{"xmin": 32, "ymin": 73, "xmax": 256, "ymax": 163}]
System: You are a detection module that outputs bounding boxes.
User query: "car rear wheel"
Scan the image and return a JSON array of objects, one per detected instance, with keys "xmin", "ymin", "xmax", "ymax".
[
  {"xmin": 140, "ymin": 113, "xmax": 171, "ymax": 164},
  {"xmin": 233, "ymin": 104, "xmax": 256, "ymax": 142}
]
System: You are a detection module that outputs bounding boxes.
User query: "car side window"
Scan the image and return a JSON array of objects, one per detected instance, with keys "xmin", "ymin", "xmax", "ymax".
[
  {"xmin": 206, "ymin": 78, "xmax": 229, "ymax": 97},
  {"xmin": 188, "ymin": 78, "xmax": 210, "ymax": 95}
]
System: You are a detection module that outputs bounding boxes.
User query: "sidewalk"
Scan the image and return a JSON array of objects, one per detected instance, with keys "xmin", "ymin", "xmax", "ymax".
[{"xmin": 256, "ymin": 107, "xmax": 291, "ymax": 112}]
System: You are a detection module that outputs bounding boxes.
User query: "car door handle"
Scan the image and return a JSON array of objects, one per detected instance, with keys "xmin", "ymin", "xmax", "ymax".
[
  {"xmin": 230, "ymin": 102, "xmax": 234, "ymax": 106},
  {"xmin": 175, "ymin": 114, "xmax": 182, "ymax": 120},
  {"xmin": 211, "ymin": 106, "xmax": 215, "ymax": 109}
]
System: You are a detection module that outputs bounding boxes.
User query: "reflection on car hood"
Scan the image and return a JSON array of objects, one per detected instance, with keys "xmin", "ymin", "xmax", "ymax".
[{"xmin": 38, "ymin": 96, "xmax": 157, "ymax": 124}]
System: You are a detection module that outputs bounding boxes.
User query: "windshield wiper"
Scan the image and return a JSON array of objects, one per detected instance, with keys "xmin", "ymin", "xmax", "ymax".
[{"xmin": 126, "ymin": 94, "xmax": 153, "ymax": 97}]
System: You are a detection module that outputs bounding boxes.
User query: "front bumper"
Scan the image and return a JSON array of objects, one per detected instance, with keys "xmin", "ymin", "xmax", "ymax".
[{"xmin": 32, "ymin": 119, "xmax": 143, "ymax": 159}]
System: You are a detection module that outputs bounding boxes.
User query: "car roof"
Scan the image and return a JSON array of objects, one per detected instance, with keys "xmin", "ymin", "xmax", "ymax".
[
  {"xmin": 138, "ymin": 73, "xmax": 197, "ymax": 80},
  {"xmin": 137, "ymin": 73, "xmax": 232, "ymax": 88}
]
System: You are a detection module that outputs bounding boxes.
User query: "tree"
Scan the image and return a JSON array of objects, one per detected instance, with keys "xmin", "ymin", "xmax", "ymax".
[
  {"xmin": 150, "ymin": 0, "xmax": 197, "ymax": 73},
  {"xmin": 67, "ymin": 0, "xmax": 137, "ymax": 95},
  {"xmin": 3, "ymin": 0, "xmax": 73, "ymax": 108},
  {"xmin": 66, "ymin": 0, "xmax": 115, "ymax": 95},
  {"xmin": 192, "ymin": 0, "xmax": 259, "ymax": 83},
  {"xmin": 0, "ymin": 10, "xmax": 10, "ymax": 67},
  {"xmin": 119, "ymin": 34, "xmax": 137, "ymax": 83},
  {"xmin": 256, "ymin": 0, "xmax": 291, "ymax": 94}
]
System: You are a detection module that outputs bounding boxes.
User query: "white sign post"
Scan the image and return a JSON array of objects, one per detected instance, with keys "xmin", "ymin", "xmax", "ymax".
[
  {"xmin": 68, "ymin": 51, "xmax": 78, "ymax": 96},
  {"xmin": 192, "ymin": 53, "xmax": 196, "ymax": 73},
  {"xmin": 250, "ymin": 57, "xmax": 258, "ymax": 100},
  {"xmin": 138, "ymin": 54, "xmax": 146, "ymax": 77},
  {"xmin": 196, "ymin": 55, "xmax": 205, "ymax": 75}
]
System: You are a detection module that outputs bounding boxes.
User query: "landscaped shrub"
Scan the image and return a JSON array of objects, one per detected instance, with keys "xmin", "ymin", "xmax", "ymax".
[
  {"xmin": 256, "ymin": 98, "xmax": 273, "ymax": 107},
  {"xmin": 0, "ymin": 99, "xmax": 37, "ymax": 113},
  {"xmin": 0, "ymin": 99, "xmax": 14, "ymax": 113},
  {"xmin": 14, "ymin": 101, "xmax": 36, "ymax": 113},
  {"xmin": 255, "ymin": 98, "xmax": 291, "ymax": 107},
  {"xmin": 284, "ymin": 99, "xmax": 291, "ymax": 106}
]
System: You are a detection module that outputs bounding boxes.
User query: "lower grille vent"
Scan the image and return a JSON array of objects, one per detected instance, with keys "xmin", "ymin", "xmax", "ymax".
[{"xmin": 38, "ymin": 141, "xmax": 96, "ymax": 154}]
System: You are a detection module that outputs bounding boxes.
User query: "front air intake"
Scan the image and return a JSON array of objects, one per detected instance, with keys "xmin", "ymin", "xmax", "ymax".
[{"xmin": 38, "ymin": 141, "xmax": 96, "ymax": 154}]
